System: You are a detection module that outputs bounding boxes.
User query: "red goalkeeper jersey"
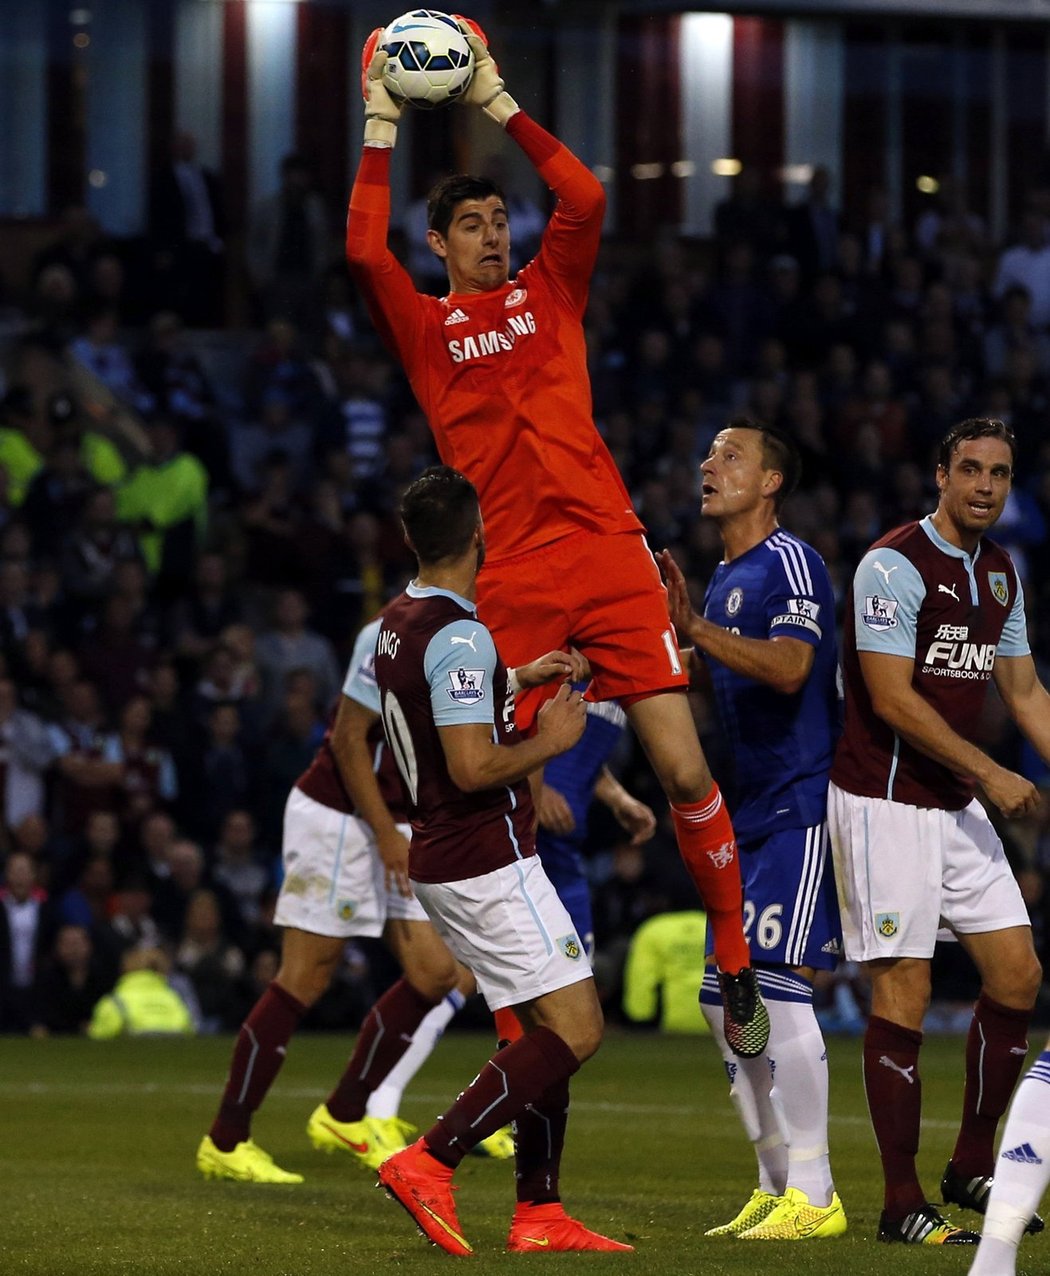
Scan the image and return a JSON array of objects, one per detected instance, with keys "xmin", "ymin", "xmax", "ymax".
[{"xmin": 346, "ymin": 113, "xmax": 642, "ymax": 565}]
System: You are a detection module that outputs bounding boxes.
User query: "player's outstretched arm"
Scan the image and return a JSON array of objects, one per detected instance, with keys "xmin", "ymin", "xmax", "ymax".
[
  {"xmin": 346, "ymin": 32, "xmax": 423, "ymax": 363},
  {"xmin": 361, "ymin": 28, "xmax": 404, "ymax": 149},
  {"xmin": 455, "ymin": 13, "xmax": 603, "ymax": 294}
]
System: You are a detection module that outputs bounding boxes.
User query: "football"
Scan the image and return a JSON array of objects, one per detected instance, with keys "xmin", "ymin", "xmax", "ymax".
[{"xmin": 380, "ymin": 9, "xmax": 475, "ymax": 109}]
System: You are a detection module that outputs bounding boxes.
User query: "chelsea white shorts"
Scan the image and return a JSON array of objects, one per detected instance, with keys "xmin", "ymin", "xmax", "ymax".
[
  {"xmin": 411, "ymin": 854, "xmax": 593, "ymax": 1011},
  {"xmin": 828, "ymin": 782, "xmax": 1030, "ymax": 962},
  {"xmin": 273, "ymin": 787, "xmax": 428, "ymax": 938}
]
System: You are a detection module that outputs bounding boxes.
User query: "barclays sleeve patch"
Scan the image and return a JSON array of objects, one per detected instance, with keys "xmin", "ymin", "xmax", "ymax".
[
  {"xmin": 447, "ymin": 667, "xmax": 486, "ymax": 703},
  {"xmin": 861, "ymin": 595, "xmax": 899, "ymax": 630}
]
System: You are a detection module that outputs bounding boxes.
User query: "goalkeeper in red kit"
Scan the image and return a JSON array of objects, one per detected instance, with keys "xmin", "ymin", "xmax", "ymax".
[{"xmin": 345, "ymin": 15, "xmax": 766, "ymax": 1057}]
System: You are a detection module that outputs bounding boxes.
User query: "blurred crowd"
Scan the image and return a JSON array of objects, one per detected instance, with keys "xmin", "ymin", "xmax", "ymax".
[{"xmin": 3, "ymin": 136, "xmax": 1050, "ymax": 1036}]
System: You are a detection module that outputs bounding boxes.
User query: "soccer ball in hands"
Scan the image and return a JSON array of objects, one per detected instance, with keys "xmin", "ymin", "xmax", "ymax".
[{"xmin": 381, "ymin": 9, "xmax": 475, "ymax": 109}]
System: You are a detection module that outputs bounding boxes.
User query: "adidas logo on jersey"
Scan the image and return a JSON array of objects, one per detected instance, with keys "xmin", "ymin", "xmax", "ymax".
[
  {"xmin": 444, "ymin": 307, "xmax": 469, "ymax": 326},
  {"xmin": 820, "ymin": 938, "xmax": 841, "ymax": 954},
  {"xmin": 1003, "ymin": 1142, "xmax": 1043, "ymax": 1165}
]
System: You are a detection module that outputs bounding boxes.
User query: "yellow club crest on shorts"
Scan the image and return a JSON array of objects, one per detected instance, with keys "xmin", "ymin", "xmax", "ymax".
[
  {"xmin": 558, "ymin": 934, "xmax": 582, "ymax": 960},
  {"xmin": 337, "ymin": 899, "xmax": 356, "ymax": 921},
  {"xmin": 875, "ymin": 912, "xmax": 900, "ymax": 938}
]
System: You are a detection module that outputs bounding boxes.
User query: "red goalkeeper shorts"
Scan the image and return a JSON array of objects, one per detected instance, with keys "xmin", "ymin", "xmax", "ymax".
[{"xmin": 476, "ymin": 529, "xmax": 688, "ymax": 732}]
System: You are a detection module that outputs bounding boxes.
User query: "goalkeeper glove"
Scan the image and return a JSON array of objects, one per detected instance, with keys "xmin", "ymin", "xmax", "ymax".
[
  {"xmin": 453, "ymin": 16, "xmax": 520, "ymax": 126},
  {"xmin": 361, "ymin": 27, "xmax": 403, "ymax": 148}
]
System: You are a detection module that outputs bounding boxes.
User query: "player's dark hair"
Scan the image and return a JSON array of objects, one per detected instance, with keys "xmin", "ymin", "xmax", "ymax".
[
  {"xmin": 426, "ymin": 175, "xmax": 506, "ymax": 238},
  {"xmin": 400, "ymin": 465, "xmax": 481, "ymax": 564},
  {"xmin": 937, "ymin": 418, "xmax": 1017, "ymax": 471},
  {"xmin": 724, "ymin": 415, "xmax": 801, "ymax": 511}
]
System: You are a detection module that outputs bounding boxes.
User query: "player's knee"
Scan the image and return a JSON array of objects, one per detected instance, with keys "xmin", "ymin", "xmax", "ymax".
[
  {"xmin": 404, "ymin": 956, "xmax": 459, "ymax": 1003},
  {"xmin": 992, "ymin": 951, "xmax": 1043, "ymax": 1008},
  {"xmin": 274, "ymin": 960, "xmax": 335, "ymax": 1008},
  {"xmin": 657, "ymin": 757, "xmax": 711, "ymax": 806},
  {"xmin": 560, "ymin": 1008, "xmax": 604, "ymax": 1064}
]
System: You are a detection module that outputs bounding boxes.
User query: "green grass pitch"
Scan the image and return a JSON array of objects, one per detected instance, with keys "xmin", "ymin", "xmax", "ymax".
[{"xmin": 1, "ymin": 1029, "xmax": 1043, "ymax": 1275}]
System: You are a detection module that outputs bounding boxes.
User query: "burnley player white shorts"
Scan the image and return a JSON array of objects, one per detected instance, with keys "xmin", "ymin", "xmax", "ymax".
[
  {"xmin": 274, "ymin": 788, "xmax": 428, "ymax": 938},
  {"xmin": 411, "ymin": 854, "xmax": 593, "ymax": 1010},
  {"xmin": 828, "ymin": 782, "xmax": 1030, "ymax": 961}
]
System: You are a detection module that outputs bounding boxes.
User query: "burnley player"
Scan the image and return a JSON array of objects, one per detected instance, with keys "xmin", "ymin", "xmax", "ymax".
[
  {"xmin": 374, "ymin": 466, "xmax": 634, "ymax": 1256},
  {"xmin": 197, "ymin": 613, "xmax": 473, "ymax": 1183},
  {"xmin": 659, "ymin": 422, "xmax": 845, "ymax": 1241},
  {"xmin": 829, "ymin": 419, "xmax": 1048, "ymax": 1244},
  {"xmin": 346, "ymin": 14, "xmax": 766, "ymax": 1057}
]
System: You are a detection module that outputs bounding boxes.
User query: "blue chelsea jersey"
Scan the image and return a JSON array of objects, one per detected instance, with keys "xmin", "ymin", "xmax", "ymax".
[{"xmin": 702, "ymin": 529, "xmax": 840, "ymax": 843}]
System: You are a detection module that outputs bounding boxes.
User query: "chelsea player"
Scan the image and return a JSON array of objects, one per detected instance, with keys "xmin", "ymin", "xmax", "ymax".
[
  {"xmin": 659, "ymin": 419, "xmax": 845, "ymax": 1241},
  {"xmin": 537, "ymin": 695, "xmax": 657, "ymax": 959}
]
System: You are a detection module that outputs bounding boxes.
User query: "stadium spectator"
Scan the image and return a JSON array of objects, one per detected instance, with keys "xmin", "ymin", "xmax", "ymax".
[
  {"xmin": 135, "ymin": 311, "xmax": 230, "ymax": 490},
  {"xmin": 210, "ymin": 809, "xmax": 270, "ymax": 932},
  {"xmin": 622, "ymin": 910, "xmax": 709, "ymax": 1033},
  {"xmin": 114, "ymin": 417, "xmax": 208, "ymax": 587},
  {"xmin": 45, "ymin": 677, "xmax": 121, "ymax": 836},
  {"xmin": 319, "ymin": 346, "xmax": 392, "ymax": 484},
  {"xmin": 28, "ymin": 922, "xmax": 113, "ymax": 1036},
  {"xmin": 54, "ymin": 808, "xmax": 120, "ymax": 894},
  {"xmin": 785, "ymin": 165, "xmax": 842, "ymax": 278},
  {"xmin": 100, "ymin": 694, "xmax": 178, "ymax": 829},
  {"xmin": 77, "ymin": 593, "xmax": 157, "ymax": 716},
  {"xmin": 192, "ymin": 703, "xmax": 256, "ymax": 843},
  {"xmin": 109, "ymin": 874, "xmax": 163, "ymax": 953},
  {"xmin": 86, "ymin": 944, "xmax": 195, "ymax": 1039},
  {"xmin": 245, "ymin": 155, "xmax": 333, "ymax": 327},
  {"xmin": 0, "ymin": 674, "xmax": 55, "ymax": 828},
  {"xmin": 994, "ymin": 209, "xmax": 1050, "ymax": 327},
  {"xmin": 713, "ymin": 164, "xmax": 783, "ymax": 263},
  {"xmin": 254, "ymin": 589, "xmax": 340, "ymax": 721},
  {"xmin": 32, "ymin": 204, "xmax": 108, "ymax": 299},
  {"xmin": 829, "ymin": 419, "xmax": 1046, "ymax": 1244},
  {"xmin": 914, "ymin": 174, "xmax": 986, "ymax": 264},
  {"xmin": 60, "ymin": 487, "xmax": 142, "ymax": 615},
  {"xmin": 175, "ymin": 887, "xmax": 246, "ymax": 1032},
  {"xmin": 346, "ymin": 21, "xmax": 765, "ymax": 1060},
  {"xmin": 229, "ymin": 388, "xmax": 315, "ymax": 498},
  {"xmin": 241, "ymin": 318, "xmax": 321, "ymax": 421},
  {"xmin": 661, "ymin": 421, "xmax": 845, "ymax": 1240},
  {"xmin": 21, "ymin": 430, "xmax": 95, "ymax": 560},
  {"xmin": 169, "ymin": 551, "xmax": 244, "ymax": 665},
  {"xmin": 151, "ymin": 837, "xmax": 237, "ymax": 946},
  {"xmin": 0, "ymin": 850, "xmax": 56, "ymax": 1032},
  {"xmin": 147, "ymin": 131, "xmax": 226, "ymax": 328},
  {"xmin": 69, "ymin": 305, "xmax": 156, "ymax": 417}
]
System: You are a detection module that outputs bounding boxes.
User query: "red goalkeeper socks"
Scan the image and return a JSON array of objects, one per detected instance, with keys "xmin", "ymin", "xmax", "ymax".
[{"xmin": 671, "ymin": 785, "xmax": 749, "ymax": 974}]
